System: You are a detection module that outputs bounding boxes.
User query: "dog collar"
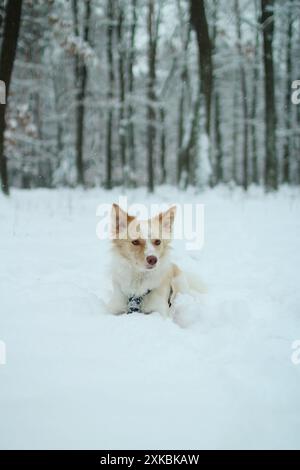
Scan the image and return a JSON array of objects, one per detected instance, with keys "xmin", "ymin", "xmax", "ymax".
[{"xmin": 127, "ymin": 289, "xmax": 151, "ymax": 314}]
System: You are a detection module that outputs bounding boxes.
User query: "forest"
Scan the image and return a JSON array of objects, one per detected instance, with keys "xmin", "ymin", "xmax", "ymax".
[{"xmin": 0, "ymin": 0, "xmax": 299, "ymax": 194}]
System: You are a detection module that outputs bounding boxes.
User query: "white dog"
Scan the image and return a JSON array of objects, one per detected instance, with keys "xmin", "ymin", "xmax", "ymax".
[{"xmin": 107, "ymin": 204, "xmax": 204, "ymax": 317}]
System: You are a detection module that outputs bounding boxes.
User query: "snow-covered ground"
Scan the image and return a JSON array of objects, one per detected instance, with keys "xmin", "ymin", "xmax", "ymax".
[{"xmin": 0, "ymin": 186, "xmax": 300, "ymax": 450}]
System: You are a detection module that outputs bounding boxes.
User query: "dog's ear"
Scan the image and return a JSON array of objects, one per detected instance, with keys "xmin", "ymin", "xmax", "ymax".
[
  {"xmin": 111, "ymin": 204, "xmax": 135, "ymax": 237},
  {"xmin": 155, "ymin": 205, "xmax": 177, "ymax": 238}
]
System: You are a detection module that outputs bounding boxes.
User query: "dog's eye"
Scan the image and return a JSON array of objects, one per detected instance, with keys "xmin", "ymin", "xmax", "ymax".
[
  {"xmin": 154, "ymin": 239, "xmax": 161, "ymax": 246},
  {"xmin": 132, "ymin": 240, "xmax": 140, "ymax": 246}
]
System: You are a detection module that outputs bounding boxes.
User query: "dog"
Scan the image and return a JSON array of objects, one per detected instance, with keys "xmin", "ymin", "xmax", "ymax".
[{"xmin": 107, "ymin": 203, "xmax": 204, "ymax": 317}]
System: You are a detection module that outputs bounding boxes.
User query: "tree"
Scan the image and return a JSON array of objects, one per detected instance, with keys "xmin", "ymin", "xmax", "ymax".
[
  {"xmin": 72, "ymin": 0, "xmax": 91, "ymax": 187},
  {"xmin": 190, "ymin": 0, "xmax": 213, "ymax": 136},
  {"xmin": 146, "ymin": 0, "xmax": 159, "ymax": 193},
  {"xmin": 212, "ymin": 0, "xmax": 223, "ymax": 185},
  {"xmin": 0, "ymin": 0, "xmax": 23, "ymax": 195},
  {"xmin": 105, "ymin": 0, "xmax": 115, "ymax": 190},
  {"xmin": 282, "ymin": 0, "xmax": 293, "ymax": 184},
  {"xmin": 117, "ymin": 2, "xmax": 127, "ymax": 186},
  {"xmin": 127, "ymin": 0, "xmax": 137, "ymax": 186},
  {"xmin": 0, "ymin": 1, "xmax": 5, "ymax": 37},
  {"xmin": 189, "ymin": 0, "xmax": 213, "ymax": 187},
  {"xmin": 297, "ymin": 13, "xmax": 300, "ymax": 184},
  {"xmin": 235, "ymin": 0, "xmax": 249, "ymax": 190},
  {"xmin": 251, "ymin": 0, "xmax": 260, "ymax": 185},
  {"xmin": 159, "ymin": 106, "xmax": 166, "ymax": 184},
  {"xmin": 261, "ymin": 0, "xmax": 277, "ymax": 190},
  {"xmin": 232, "ymin": 69, "xmax": 239, "ymax": 184},
  {"xmin": 176, "ymin": 0, "xmax": 191, "ymax": 187}
]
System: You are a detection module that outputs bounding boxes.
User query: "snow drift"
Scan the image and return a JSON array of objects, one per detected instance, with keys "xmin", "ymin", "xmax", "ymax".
[{"xmin": 0, "ymin": 186, "xmax": 299, "ymax": 449}]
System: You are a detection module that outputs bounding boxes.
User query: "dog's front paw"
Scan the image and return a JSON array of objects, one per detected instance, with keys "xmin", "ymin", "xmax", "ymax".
[{"xmin": 106, "ymin": 300, "xmax": 127, "ymax": 316}]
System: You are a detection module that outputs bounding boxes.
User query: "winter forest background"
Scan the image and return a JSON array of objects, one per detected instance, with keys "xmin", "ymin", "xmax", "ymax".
[{"xmin": 0, "ymin": 0, "xmax": 299, "ymax": 194}]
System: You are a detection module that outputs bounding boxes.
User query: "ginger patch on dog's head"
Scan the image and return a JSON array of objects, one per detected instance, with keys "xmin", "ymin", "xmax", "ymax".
[
  {"xmin": 151, "ymin": 206, "xmax": 177, "ymax": 240},
  {"xmin": 111, "ymin": 204, "xmax": 177, "ymax": 271},
  {"xmin": 111, "ymin": 204, "xmax": 136, "ymax": 239}
]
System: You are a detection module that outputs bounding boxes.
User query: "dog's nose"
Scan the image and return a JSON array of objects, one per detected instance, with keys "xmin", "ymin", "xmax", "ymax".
[{"xmin": 146, "ymin": 255, "xmax": 157, "ymax": 266}]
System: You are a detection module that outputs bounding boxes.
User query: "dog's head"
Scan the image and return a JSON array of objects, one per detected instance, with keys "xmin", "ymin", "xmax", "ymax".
[{"xmin": 111, "ymin": 204, "xmax": 176, "ymax": 272}]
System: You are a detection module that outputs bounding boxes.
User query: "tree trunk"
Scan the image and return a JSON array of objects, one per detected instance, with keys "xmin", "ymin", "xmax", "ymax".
[
  {"xmin": 212, "ymin": 0, "xmax": 223, "ymax": 185},
  {"xmin": 117, "ymin": 4, "xmax": 127, "ymax": 186},
  {"xmin": 214, "ymin": 89, "xmax": 223, "ymax": 184},
  {"xmin": 232, "ymin": 70, "xmax": 239, "ymax": 184},
  {"xmin": 235, "ymin": 0, "xmax": 249, "ymax": 190},
  {"xmin": 177, "ymin": 70, "xmax": 186, "ymax": 185},
  {"xmin": 283, "ymin": 1, "xmax": 293, "ymax": 184},
  {"xmin": 178, "ymin": 85, "xmax": 202, "ymax": 188},
  {"xmin": 105, "ymin": 0, "xmax": 115, "ymax": 190},
  {"xmin": 127, "ymin": 0, "xmax": 137, "ymax": 186},
  {"xmin": 190, "ymin": 0, "xmax": 213, "ymax": 137},
  {"xmin": 297, "ymin": 16, "xmax": 300, "ymax": 185},
  {"xmin": 0, "ymin": 1, "xmax": 5, "ymax": 36},
  {"xmin": 160, "ymin": 106, "xmax": 166, "ymax": 184},
  {"xmin": 251, "ymin": 0, "xmax": 260, "ymax": 185},
  {"xmin": 190, "ymin": 0, "xmax": 213, "ymax": 186},
  {"xmin": 176, "ymin": 0, "xmax": 190, "ymax": 186},
  {"xmin": 52, "ymin": 70, "xmax": 64, "ymax": 178},
  {"xmin": 297, "ymin": 96, "xmax": 300, "ymax": 185},
  {"xmin": 72, "ymin": 0, "xmax": 91, "ymax": 187},
  {"xmin": 0, "ymin": 0, "xmax": 23, "ymax": 195},
  {"xmin": 261, "ymin": 0, "xmax": 277, "ymax": 190},
  {"xmin": 146, "ymin": 0, "xmax": 158, "ymax": 193}
]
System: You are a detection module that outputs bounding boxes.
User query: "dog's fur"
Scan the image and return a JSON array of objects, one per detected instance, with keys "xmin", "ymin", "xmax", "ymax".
[{"xmin": 107, "ymin": 204, "xmax": 202, "ymax": 317}]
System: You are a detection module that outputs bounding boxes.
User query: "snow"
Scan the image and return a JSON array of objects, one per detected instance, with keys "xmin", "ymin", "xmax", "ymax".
[{"xmin": 0, "ymin": 186, "xmax": 300, "ymax": 450}]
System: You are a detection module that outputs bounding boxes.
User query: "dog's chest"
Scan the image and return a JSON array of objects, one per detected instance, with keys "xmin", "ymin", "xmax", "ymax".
[{"xmin": 115, "ymin": 267, "xmax": 160, "ymax": 296}]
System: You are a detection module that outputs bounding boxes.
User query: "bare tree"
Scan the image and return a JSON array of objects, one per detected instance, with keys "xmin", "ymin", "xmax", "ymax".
[
  {"xmin": 176, "ymin": 0, "xmax": 191, "ymax": 186},
  {"xmin": 146, "ymin": 0, "xmax": 159, "ymax": 193},
  {"xmin": 0, "ymin": 0, "xmax": 5, "ymax": 37},
  {"xmin": 72, "ymin": 0, "xmax": 91, "ymax": 187},
  {"xmin": 105, "ymin": 0, "xmax": 115, "ymax": 190},
  {"xmin": 189, "ymin": 0, "xmax": 213, "ymax": 186},
  {"xmin": 232, "ymin": 70, "xmax": 239, "ymax": 184},
  {"xmin": 0, "ymin": 0, "xmax": 23, "ymax": 195},
  {"xmin": 261, "ymin": 0, "xmax": 277, "ymax": 190},
  {"xmin": 235, "ymin": 0, "xmax": 249, "ymax": 190},
  {"xmin": 190, "ymin": 0, "xmax": 213, "ymax": 136},
  {"xmin": 282, "ymin": 0, "xmax": 293, "ymax": 184},
  {"xmin": 212, "ymin": 0, "xmax": 223, "ymax": 185},
  {"xmin": 251, "ymin": 0, "xmax": 260, "ymax": 185},
  {"xmin": 159, "ymin": 106, "xmax": 166, "ymax": 184},
  {"xmin": 297, "ymin": 14, "xmax": 300, "ymax": 184},
  {"xmin": 127, "ymin": 0, "xmax": 137, "ymax": 186},
  {"xmin": 117, "ymin": 2, "xmax": 127, "ymax": 185}
]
